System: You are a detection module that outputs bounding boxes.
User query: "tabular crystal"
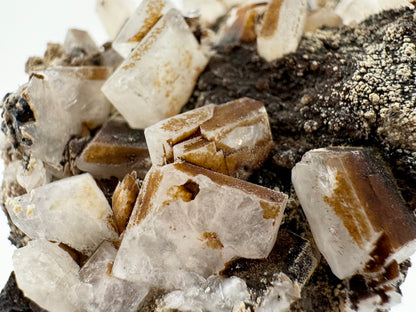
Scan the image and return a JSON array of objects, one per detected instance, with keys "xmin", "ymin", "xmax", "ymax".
[
  {"xmin": 76, "ymin": 119, "xmax": 151, "ymax": 179},
  {"xmin": 63, "ymin": 29, "xmax": 99, "ymax": 55},
  {"xmin": 257, "ymin": 0, "xmax": 307, "ymax": 62},
  {"xmin": 145, "ymin": 97, "xmax": 273, "ymax": 179},
  {"xmin": 113, "ymin": 0, "xmax": 174, "ymax": 58},
  {"xmin": 13, "ymin": 240, "xmax": 80, "ymax": 312},
  {"xmin": 113, "ymin": 162, "xmax": 287, "ymax": 289},
  {"xmin": 73, "ymin": 241, "xmax": 149, "ymax": 312},
  {"xmin": 102, "ymin": 9, "xmax": 208, "ymax": 129},
  {"xmin": 5, "ymin": 173, "xmax": 119, "ymax": 255},
  {"xmin": 292, "ymin": 147, "xmax": 416, "ymax": 279}
]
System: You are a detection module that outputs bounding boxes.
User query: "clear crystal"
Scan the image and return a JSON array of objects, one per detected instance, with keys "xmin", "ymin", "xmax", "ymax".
[
  {"xmin": 113, "ymin": 0, "xmax": 174, "ymax": 58},
  {"xmin": 13, "ymin": 240, "xmax": 80, "ymax": 312},
  {"xmin": 5, "ymin": 173, "xmax": 119, "ymax": 255},
  {"xmin": 16, "ymin": 156, "xmax": 50, "ymax": 193},
  {"xmin": 112, "ymin": 162, "xmax": 287, "ymax": 289},
  {"xmin": 292, "ymin": 147, "xmax": 416, "ymax": 279},
  {"xmin": 76, "ymin": 119, "xmax": 151, "ymax": 179},
  {"xmin": 63, "ymin": 29, "xmax": 99, "ymax": 55},
  {"xmin": 102, "ymin": 9, "xmax": 208, "ymax": 129}
]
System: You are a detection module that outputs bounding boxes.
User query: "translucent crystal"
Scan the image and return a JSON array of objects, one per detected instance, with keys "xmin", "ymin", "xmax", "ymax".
[
  {"xmin": 158, "ymin": 276, "xmax": 250, "ymax": 312},
  {"xmin": 102, "ymin": 9, "xmax": 208, "ymax": 129},
  {"xmin": 182, "ymin": 0, "xmax": 227, "ymax": 26},
  {"xmin": 5, "ymin": 173, "xmax": 118, "ymax": 255},
  {"xmin": 113, "ymin": 0, "xmax": 174, "ymax": 58},
  {"xmin": 257, "ymin": 0, "xmax": 308, "ymax": 61},
  {"xmin": 96, "ymin": 0, "xmax": 138, "ymax": 40},
  {"xmin": 16, "ymin": 156, "xmax": 50, "ymax": 193},
  {"xmin": 145, "ymin": 98, "xmax": 273, "ymax": 179},
  {"xmin": 113, "ymin": 162, "xmax": 287, "ymax": 289},
  {"xmin": 292, "ymin": 147, "xmax": 416, "ymax": 279},
  {"xmin": 63, "ymin": 29, "xmax": 99, "ymax": 55},
  {"xmin": 13, "ymin": 240, "xmax": 79, "ymax": 312},
  {"xmin": 73, "ymin": 241, "xmax": 148, "ymax": 312},
  {"xmin": 21, "ymin": 66, "xmax": 112, "ymax": 170},
  {"xmin": 76, "ymin": 119, "xmax": 151, "ymax": 179}
]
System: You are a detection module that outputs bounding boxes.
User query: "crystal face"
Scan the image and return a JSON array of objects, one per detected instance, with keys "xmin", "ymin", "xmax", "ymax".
[
  {"xmin": 76, "ymin": 119, "xmax": 151, "ymax": 179},
  {"xmin": 292, "ymin": 147, "xmax": 416, "ymax": 279},
  {"xmin": 63, "ymin": 29, "xmax": 99, "ymax": 55},
  {"xmin": 102, "ymin": 9, "xmax": 208, "ymax": 129},
  {"xmin": 13, "ymin": 240, "xmax": 80, "ymax": 312},
  {"xmin": 145, "ymin": 97, "xmax": 274, "ymax": 179},
  {"xmin": 5, "ymin": 173, "xmax": 119, "ymax": 255},
  {"xmin": 113, "ymin": 0, "xmax": 174, "ymax": 58},
  {"xmin": 112, "ymin": 162, "xmax": 288, "ymax": 289}
]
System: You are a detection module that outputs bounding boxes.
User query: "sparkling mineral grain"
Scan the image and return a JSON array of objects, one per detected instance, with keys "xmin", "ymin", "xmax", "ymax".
[
  {"xmin": 102, "ymin": 9, "xmax": 208, "ymax": 129},
  {"xmin": 145, "ymin": 97, "xmax": 273, "ymax": 179},
  {"xmin": 112, "ymin": 162, "xmax": 287, "ymax": 289},
  {"xmin": 73, "ymin": 241, "xmax": 149, "ymax": 312},
  {"xmin": 13, "ymin": 240, "xmax": 79, "ymax": 312},
  {"xmin": 5, "ymin": 173, "xmax": 118, "ymax": 255},
  {"xmin": 257, "ymin": 0, "xmax": 308, "ymax": 62},
  {"xmin": 112, "ymin": 0, "xmax": 174, "ymax": 58},
  {"xmin": 63, "ymin": 29, "xmax": 100, "ymax": 55},
  {"xmin": 292, "ymin": 147, "xmax": 416, "ymax": 279},
  {"xmin": 76, "ymin": 119, "xmax": 151, "ymax": 179}
]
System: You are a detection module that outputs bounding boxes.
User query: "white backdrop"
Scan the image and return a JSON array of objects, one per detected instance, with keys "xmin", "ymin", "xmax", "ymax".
[{"xmin": 0, "ymin": 1, "xmax": 415, "ymax": 311}]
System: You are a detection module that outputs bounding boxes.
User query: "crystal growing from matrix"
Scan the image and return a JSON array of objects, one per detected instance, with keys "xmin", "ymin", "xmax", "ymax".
[
  {"xmin": 112, "ymin": 0, "xmax": 174, "ymax": 58},
  {"xmin": 5, "ymin": 173, "xmax": 118, "ymax": 255},
  {"xmin": 13, "ymin": 240, "xmax": 80, "ymax": 312},
  {"xmin": 292, "ymin": 147, "xmax": 416, "ymax": 279},
  {"xmin": 145, "ymin": 97, "xmax": 273, "ymax": 179},
  {"xmin": 102, "ymin": 9, "xmax": 208, "ymax": 129},
  {"xmin": 112, "ymin": 162, "xmax": 287, "ymax": 289}
]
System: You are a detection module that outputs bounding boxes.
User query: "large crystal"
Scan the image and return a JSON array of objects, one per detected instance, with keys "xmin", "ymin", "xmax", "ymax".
[
  {"xmin": 13, "ymin": 240, "xmax": 80, "ymax": 312},
  {"xmin": 257, "ymin": 0, "xmax": 308, "ymax": 62},
  {"xmin": 63, "ymin": 29, "xmax": 99, "ymax": 55},
  {"xmin": 113, "ymin": 162, "xmax": 287, "ymax": 289},
  {"xmin": 73, "ymin": 241, "xmax": 148, "ymax": 312},
  {"xmin": 5, "ymin": 173, "xmax": 118, "ymax": 255},
  {"xmin": 145, "ymin": 98, "xmax": 274, "ymax": 179},
  {"xmin": 112, "ymin": 0, "xmax": 174, "ymax": 58},
  {"xmin": 76, "ymin": 119, "xmax": 151, "ymax": 179},
  {"xmin": 292, "ymin": 147, "xmax": 416, "ymax": 279},
  {"xmin": 18, "ymin": 66, "xmax": 111, "ymax": 170},
  {"xmin": 102, "ymin": 9, "xmax": 208, "ymax": 129}
]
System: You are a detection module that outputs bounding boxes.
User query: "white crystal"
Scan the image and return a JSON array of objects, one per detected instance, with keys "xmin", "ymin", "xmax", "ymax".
[
  {"xmin": 182, "ymin": 0, "xmax": 227, "ymax": 26},
  {"xmin": 96, "ymin": 0, "xmax": 138, "ymax": 40},
  {"xmin": 102, "ymin": 9, "xmax": 208, "ymax": 129},
  {"xmin": 157, "ymin": 276, "xmax": 250, "ymax": 312},
  {"xmin": 73, "ymin": 241, "xmax": 148, "ymax": 312},
  {"xmin": 257, "ymin": 0, "xmax": 308, "ymax": 62},
  {"xmin": 13, "ymin": 240, "xmax": 79, "ymax": 312},
  {"xmin": 63, "ymin": 29, "xmax": 100, "ymax": 55},
  {"xmin": 292, "ymin": 148, "xmax": 416, "ymax": 279},
  {"xmin": 113, "ymin": 162, "xmax": 287, "ymax": 289},
  {"xmin": 5, "ymin": 173, "xmax": 118, "ymax": 255},
  {"xmin": 22, "ymin": 66, "xmax": 112, "ymax": 170},
  {"xmin": 113, "ymin": 0, "xmax": 174, "ymax": 58},
  {"xmin": 16, "ymin": 156, "xmax": 50, "ymax": 193}
]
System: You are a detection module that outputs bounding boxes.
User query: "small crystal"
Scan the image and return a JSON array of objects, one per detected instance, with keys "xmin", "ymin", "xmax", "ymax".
[
  {"xmin": 113, "ymin": 162, "xmax": 287, "ymax": 289},
  {"xmin": 13, "ymin": 240, "xmax": 79, "ymax": 312},
  {"xmin": 304, "ymin": 7, "xmax": 342, "ymax": 32},
  {"xmin": 112, "ymin": 171, "xmax": 140, "ymax": 233},
  {"xmin": 16, "ymin": 156, "xmax": 50, "ymax": 193},
  {"xmin": 145, "ymin": 97, "xmax": 273, "ymax": 179},
  {"xmin": 73, "ymin": 241, "xmax": 148, "ymax": 312},
  {"xmin": 76, "ymin": 119, "xmax": 151, "ymax": 179},
  {"xmin": 182, "ymin": 0, "xmax": 227, "ymax": 26},
  {"xmin": 113, "ymin": 0, "xmax": 174, "ymax": 58},
  {"xmin": 5, "ymin": 173, "xmax": 118, "ymax": 255},
  {"xmin": 292, "ymin": 147, "xmax": 416, "ymax": 279},
  {"xmin": 102, "ymin": 9, "xmax": 208, "ymax": 129},
  {"xmin": 63, "ymin": 29, "xmax": 100, "ymax": 55},
  {"xmin": 257, "ymin": 0, "xmax": 308, "ymax": 61}
]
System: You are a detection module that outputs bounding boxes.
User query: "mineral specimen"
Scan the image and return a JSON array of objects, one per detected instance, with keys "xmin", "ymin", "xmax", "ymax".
[
  {"xmin": 292, "ymin": 147, "xmax": 416, "ymax": 279},
  {"xmin": 76, "ymin": 119, "xmax": 151, "ymax": 179},
  {"xmin": 5, "ymin": 173, "xmax": 118, "ymax": 255},
  {"xmin": 101, "ymin": 9, "xmax": 208, "ymax": 129},
  {"xmin": 145, "ymin": 97, "xmax": 273, "ymax": 179},
  {"xmin": 112, "ymin": 0, "xmax": 174, "ymax": 58},
  {"xmin": 63, "ymin": 29, "xmax": 100, "ymax": 56},
  {"xmin": 112, "ymin": 162, "xmax": 287, "ymax": 289},
  {"xmin": 13, "ymin": 240, "xmax": 79, "ymax": 312}
]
